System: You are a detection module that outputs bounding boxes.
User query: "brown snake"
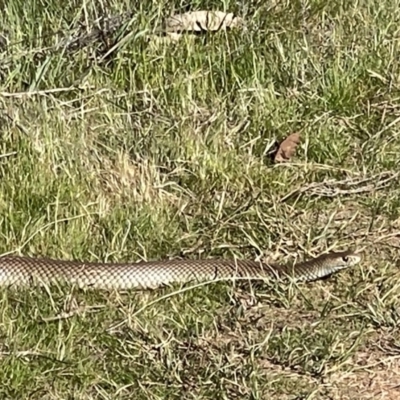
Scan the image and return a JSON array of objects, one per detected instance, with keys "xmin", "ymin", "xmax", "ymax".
[{"xmin": 0, "ymin": 250, "xmax": 361, "ymax": 290}]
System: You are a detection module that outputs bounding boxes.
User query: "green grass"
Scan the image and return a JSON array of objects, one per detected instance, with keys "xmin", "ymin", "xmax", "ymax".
[{"xmin": 1, "ymin": 0, "xmax": 400, "ymax": 398}]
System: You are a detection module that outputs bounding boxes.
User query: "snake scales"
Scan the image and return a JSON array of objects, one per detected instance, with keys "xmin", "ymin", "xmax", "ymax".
[{"xmin": 0, "ymin": 250, "xmax": 361, "ymax": 290}]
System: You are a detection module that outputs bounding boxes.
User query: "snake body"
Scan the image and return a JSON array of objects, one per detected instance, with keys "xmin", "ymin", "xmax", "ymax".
[{"xmin": 0, "ymin": 250, "xmax": 361, "ymax": 290}]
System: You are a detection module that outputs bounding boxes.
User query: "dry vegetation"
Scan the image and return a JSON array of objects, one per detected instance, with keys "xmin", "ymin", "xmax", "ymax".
[{"xmin": 1, "ymin": 0, "xmax": 400, "ymax": 398}]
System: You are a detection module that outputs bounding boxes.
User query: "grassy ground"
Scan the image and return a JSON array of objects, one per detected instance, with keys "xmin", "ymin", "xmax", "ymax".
[{"xmin": 1, "ymin": 0, "xmax": 400, "ymax": 398}]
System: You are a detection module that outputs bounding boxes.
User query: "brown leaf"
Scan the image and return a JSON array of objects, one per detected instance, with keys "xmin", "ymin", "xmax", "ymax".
[
  {"xmin": 274, "ymin": 132, "xmax": 301, "ymax": 163},
  {"xmin": 164, "ymin": 11, "xmax": 246, "ymax": 33}
]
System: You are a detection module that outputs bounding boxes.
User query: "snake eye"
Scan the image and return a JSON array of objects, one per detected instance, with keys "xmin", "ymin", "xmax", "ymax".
[{"xmin": 342, "ymin": 256, "xmax": 349, "ymax": 262}]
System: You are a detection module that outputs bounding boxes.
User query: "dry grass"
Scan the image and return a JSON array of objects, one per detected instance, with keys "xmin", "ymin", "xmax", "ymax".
[{"xmin": 1, "ymin": 0, "xmax": 400, "ymax": 398}]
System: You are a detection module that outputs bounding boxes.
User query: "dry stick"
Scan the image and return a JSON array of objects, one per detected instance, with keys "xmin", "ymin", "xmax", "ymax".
[
  {"xmin": 0, "ymin": 87, "xmax": 81, "ymax": 98},
  {"xmin": 0, "ymin": 151, "xmax": 17, "ymax": 159},
  {"xmin": 41, "ymin": 305, "xmax": 106, "ymax": 322},
  {"xmin": 0, "ymin": 12, "xmax": 137, "ymax": 69},
  {"xmin": 281, "ymin": 171, "xmax": 399, "ymax": 202}
]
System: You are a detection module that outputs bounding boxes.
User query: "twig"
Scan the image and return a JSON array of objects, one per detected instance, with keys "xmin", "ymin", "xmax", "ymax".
[
  {"xmin": 281, "ymin": 171, "xmax": 399, "ymax": 202},
  {"xmin": 41, "ymin": 305, "xmax": 105, "ymax": 322}
]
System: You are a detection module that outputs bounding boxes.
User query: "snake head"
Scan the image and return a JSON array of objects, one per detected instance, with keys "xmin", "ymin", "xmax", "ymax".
[{"xmin": 328, "ymin": 250, "xmax": 362, "ymax": 270}]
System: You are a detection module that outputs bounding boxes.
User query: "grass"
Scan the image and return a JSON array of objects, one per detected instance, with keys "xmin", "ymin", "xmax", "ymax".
[{"xmin": 1, "ymin": 0, "xmax": 400, "ymax": 398}]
